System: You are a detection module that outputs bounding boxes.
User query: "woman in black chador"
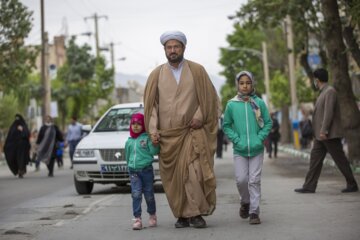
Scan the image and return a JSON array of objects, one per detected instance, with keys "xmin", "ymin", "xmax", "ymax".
[{"xmin": 4, "ymin": 114, "xmax": 31, "ymax": 178}]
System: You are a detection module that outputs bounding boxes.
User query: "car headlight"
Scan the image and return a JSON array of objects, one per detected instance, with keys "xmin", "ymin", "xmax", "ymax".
[{"xmin": 74, "ymin": 149, "xmax": 95, "ymax": 158}]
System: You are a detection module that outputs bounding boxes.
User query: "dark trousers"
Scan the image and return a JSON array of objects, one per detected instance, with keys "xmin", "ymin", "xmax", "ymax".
[
  {"xmin": 47, "ymin": 157, "xmax": 56, "ymax": 176},
  {"xmin": 216, "ymin": 130, "xmax": 224, "ymax": 158},
  {"xmin": 303, "ymin": 138, "xmax": 358, "ymax": 191},
  {"xmin": 268, "ymin": 138, "xmax": 278, "ymax": 158}
]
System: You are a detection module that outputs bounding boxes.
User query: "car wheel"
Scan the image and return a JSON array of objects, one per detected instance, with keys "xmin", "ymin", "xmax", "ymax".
[{"xmin": 74, "ymin": 175, "xmax": 94, "ymax": 195}]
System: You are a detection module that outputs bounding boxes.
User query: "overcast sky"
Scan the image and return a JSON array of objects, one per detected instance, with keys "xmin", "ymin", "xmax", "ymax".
[{"xmin": 21, "ymin": 0, "xmax": 246, "ymax": 83}]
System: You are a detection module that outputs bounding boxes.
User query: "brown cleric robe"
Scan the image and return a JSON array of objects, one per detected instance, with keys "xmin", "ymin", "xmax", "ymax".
[{"xmin": 144, "ymin": 60, "xmax": 220, "ymax": 218}]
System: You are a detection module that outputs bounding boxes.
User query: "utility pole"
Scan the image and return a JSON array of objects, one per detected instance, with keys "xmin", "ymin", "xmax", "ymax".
[
  {"xmin": 109, "ymin": 42, "xmax": 115, "ymax": 69},
  {"xmin": 40, "ymin": 0, "xmax": 50, "ymax": 121},
  {"xmin": 262, "ymin": 41, "xmax": 271, "ymax": 112},
  {"xmin": 285, "ymin": 15, "xmax": 298, "ymax": 120},
  {"xmin": 84, "ymin": 13, "xmax": 108, "ymax": 58}
]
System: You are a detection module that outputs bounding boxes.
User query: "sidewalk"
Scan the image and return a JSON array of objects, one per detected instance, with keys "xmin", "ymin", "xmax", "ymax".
[{"xmin": 278, "ymin": 143, "xmax": 360, "ymax": 174}]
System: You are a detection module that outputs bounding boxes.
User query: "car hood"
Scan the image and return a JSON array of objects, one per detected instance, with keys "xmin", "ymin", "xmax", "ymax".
[{"xmin": 77, "ymin": 131, "xmax": 129, "ymax": 149}]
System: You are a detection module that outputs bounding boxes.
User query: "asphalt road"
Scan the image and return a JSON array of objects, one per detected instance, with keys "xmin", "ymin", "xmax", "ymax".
[{"xmin": 0, "ymin": 147, "xmax": 359, "ymax": 240}]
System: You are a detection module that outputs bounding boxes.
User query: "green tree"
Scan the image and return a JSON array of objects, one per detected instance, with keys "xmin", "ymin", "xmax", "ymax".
[
  {"xmin": 55, "ymin": 37, "xmax": 96, "ymax": 122},
  {"xmin": 321, "ymin": 0, "xmax": 360, "ymax": 165},
  {"xmin": 227, "ymin": 0, "xmax": 360, "ymax": 164},
  {"xmin": 0, "ymin": 93, "xmax": 18, "ymax": 131},
  {"xmin": 54, "ymin": 37, "xmax": 114, "ymax": 128},
  {"xmin": 0, "ymin": 0, "xmax": 38, "ymax": 93}
]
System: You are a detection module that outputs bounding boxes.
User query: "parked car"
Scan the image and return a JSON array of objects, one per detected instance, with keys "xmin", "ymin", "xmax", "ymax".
[{"xmin": 73, "ymin": 102, "xmax": 160, "ymax": 194}]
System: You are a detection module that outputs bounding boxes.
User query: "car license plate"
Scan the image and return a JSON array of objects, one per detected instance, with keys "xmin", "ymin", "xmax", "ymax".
[{"xmin": 101, "ymin": 164, "xmax": 128, "ymax": 172}]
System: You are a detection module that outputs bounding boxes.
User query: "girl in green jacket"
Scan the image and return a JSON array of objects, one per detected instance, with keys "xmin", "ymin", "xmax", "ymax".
[
  {"xmin": 223, "ymin": 71, "xmax": 272, "ymax": 225},
  {"xmin": 125, "ymin": 113, "xmax": 159, "ymax": 230}
]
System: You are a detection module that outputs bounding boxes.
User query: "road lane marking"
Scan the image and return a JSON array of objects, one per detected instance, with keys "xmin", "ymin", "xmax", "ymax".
[{"xmin": 55, "ymin": 195, "xmax": 115, "ymax": 227}]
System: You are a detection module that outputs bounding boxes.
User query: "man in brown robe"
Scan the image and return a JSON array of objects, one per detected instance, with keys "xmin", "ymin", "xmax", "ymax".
[{"xmin": 144, "ymin": 30, "xmax": 220, "ymax": 228}]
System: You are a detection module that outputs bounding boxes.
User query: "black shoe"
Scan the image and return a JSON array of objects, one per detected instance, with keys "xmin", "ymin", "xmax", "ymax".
[
  {"xmin": 48, "ymin": 173, "xmax": 54, "ymax": 177},
  {"xmin": 341, "ymin": 185, "xmax": 358, "ymax": 193},
  {"xmin": 174, "ymin": 217, "xmax": 189, "ymax": 228},
  {"xmin": 239, "ymin": 203, "xmax": 250, "ymax": 219},
  {"xmin": 190, "ymin": 215, "xmax": 207, "ymax": 228},
  {"xmin": 249, "ymin": 213, "xmax": 261, "ymax": 224},
  {"xmin": 294, "ymin": 188, "xmax": 315, "ymax": 193}
]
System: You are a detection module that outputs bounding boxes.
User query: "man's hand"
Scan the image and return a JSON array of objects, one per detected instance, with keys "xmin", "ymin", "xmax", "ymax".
[
  {"xmin": 319, "ymin": 132, "xmax": 327, "ymax": 140},
  {"xmin": 190, "ymin": 118, "xmax": 202, "ymax": 129},
  {"xmin": 150, "ymin": 133, "xmax": 160, "ymax": 145}
]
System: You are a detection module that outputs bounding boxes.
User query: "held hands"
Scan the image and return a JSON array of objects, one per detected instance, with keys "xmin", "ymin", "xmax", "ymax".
[
  {"xmin": 150, "ymin": 133, "xmax": 160, "ymax": 145},
  {"xmin": 190, "ymin": 118, "xmax": 202, "ymax": 129}
]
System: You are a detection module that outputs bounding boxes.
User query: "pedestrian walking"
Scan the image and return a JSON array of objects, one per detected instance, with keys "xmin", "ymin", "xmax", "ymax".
[
  {"xmin": 144, "ymin": 30, "xmax": 220, "ymax": 228},
  {"xmin": 294, "ymin": 68, "xmax": 358, "ymax": 193},
  {"xmin": 56, "ymin": 141, "xmax": 64, "ymax": 168},
  {"xmin": 3, "ymin": 114, "xmax": 31, "ymax": 178},
  {"xmin": 216, "ymin": 116, "xmax": 224, "ymax": 159},
  {"xmin": 125, "ymin": 113, "xmax": 159, "ymax": 230},
  {"xmin": 223, "ymin": 71, "xmax": 272, "ymax": 224},
  {"xmin": 299, "ymin": 109, "xmax": 313, "ymax": 149},
  {"xmin": 268, "ymin": 112, "xmax": 280, "ymax": 158},
  {"xmin": 66, "ymin": 116, "xmax": 82, "ymax": 169},
  {"xmin": 36, "ymin": 115, "xmax": 64, "ymax": 177},
  {"xmin": 29, "ymin": 129, "xmax": 38, "ymax": 169}
]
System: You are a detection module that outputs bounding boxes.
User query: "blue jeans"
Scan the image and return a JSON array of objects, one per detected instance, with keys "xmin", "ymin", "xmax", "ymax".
[{"xmin": 129, "ymin": 165, "xmax": 156, "ymax": 218}]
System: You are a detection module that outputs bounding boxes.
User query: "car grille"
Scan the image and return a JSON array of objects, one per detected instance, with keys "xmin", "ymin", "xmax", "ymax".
[
  {"xmin": 99, "ymin": 149, "xmax": 126, "ymax": 162},
  {"xmin": 86, "ymin": 171, "xmax": 130, "ymax": 180}
]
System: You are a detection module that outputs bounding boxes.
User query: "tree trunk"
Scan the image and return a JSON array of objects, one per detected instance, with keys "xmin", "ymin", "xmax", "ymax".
[
  {"xmin": 343, "ymin": 25, "xmax": 360, "ymax": 68},
  {"xmin": 280, "ymin": 105, "xmax": 292, "ymax": 144},
  {"xmin": 321, "ymin": 0, "xmax": 360, "ymax": 165}
]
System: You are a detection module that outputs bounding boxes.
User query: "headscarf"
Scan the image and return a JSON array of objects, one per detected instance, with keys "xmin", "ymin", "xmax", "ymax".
[
  {"xmin": 160, "ymin": 30, "xmax": 187, "ymax": 46},
  {"xmin": 129, "ymin": 113, "xmax": 146, "ymax": 138},
  {"xmin": 234, "ymin": 71, "xmax": 264, "ymax": 128}
]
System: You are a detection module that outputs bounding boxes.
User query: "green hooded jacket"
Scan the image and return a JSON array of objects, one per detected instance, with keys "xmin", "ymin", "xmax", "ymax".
[
  {"xmin": 223, "ymin": 95, "xmax": 272, "ymax": 157},
  {"xmin": 125, "ymin": 132, "xmax": 160, "ymax": 171}
]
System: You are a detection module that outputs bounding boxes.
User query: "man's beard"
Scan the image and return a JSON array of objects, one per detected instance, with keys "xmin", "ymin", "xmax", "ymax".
[{"xmin": 166, "ymin": 53, "xmax": 184, "ymax": 64}]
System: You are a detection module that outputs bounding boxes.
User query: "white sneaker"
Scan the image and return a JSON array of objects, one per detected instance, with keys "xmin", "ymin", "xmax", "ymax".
[
  {"xmin": 149, "ymin": 214, "xmax": 157, "ymax": 227},
  {"xmin": 132, "ymin": 218, "xmax": 142, "ymax": 230}
]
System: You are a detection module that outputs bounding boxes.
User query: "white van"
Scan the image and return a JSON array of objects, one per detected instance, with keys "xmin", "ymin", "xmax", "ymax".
[{"xmin": 73, "ymin": 102, "xmax": 160, "ymax": 194}]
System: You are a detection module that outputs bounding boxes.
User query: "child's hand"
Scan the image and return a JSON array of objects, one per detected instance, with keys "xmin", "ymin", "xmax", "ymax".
[
  {"xmin": 151, "ymin": 133, "xmax": 160, "ymax": 145},
  {"xmin": 190, "ymin": 118, "xmax": 202, "ymax": 129}
]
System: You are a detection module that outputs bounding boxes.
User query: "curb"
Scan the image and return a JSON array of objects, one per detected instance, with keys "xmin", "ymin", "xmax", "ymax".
[
  {"xmin": 278, "ymin": 145, "xmax": 335, "ymax": 167},
  {"xmin": 278, "ymin": 145, "xmax": 360, "ymax": 174}
]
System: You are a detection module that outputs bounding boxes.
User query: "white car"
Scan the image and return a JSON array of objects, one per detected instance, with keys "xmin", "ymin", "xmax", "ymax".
[{"xmin": 73, "ymin": 102, "xmax": 160, "ymax": 195}]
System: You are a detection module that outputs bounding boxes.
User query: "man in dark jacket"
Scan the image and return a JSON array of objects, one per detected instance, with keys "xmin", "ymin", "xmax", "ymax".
[{"xmin": 294, "ymin": 68, "xmax": 358, "ymax": 193}]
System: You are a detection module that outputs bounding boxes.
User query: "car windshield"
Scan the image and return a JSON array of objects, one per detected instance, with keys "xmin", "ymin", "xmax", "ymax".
[{"xmin": 93, "ymin": 107, "xmax": 144, "ymax": 132}]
